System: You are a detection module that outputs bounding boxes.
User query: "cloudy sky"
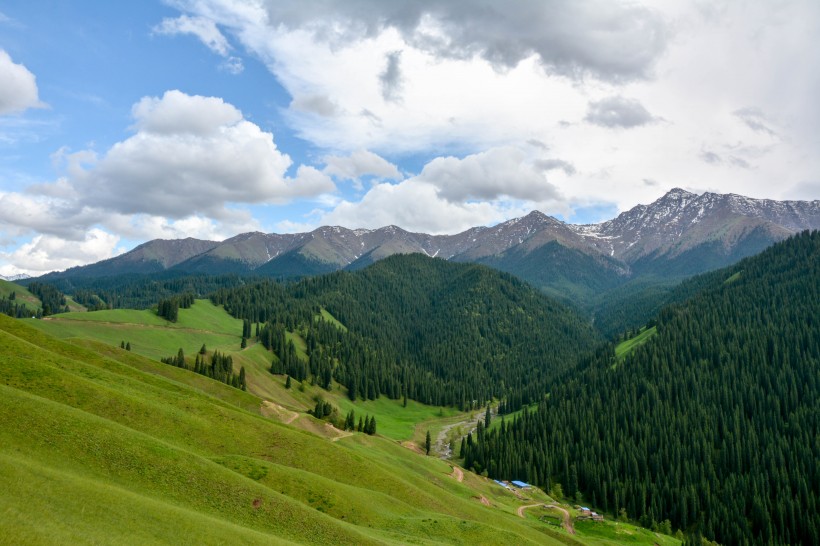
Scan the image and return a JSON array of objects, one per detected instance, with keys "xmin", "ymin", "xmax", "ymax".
[{"xmin": 1, "ymin": 0, "xmax": 818, "ymax": 276}]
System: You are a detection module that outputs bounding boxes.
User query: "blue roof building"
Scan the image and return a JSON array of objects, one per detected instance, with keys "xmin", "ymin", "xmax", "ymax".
[{"xmin": 511, "ymin": 480, "xmax": 530, "ymax": 488}]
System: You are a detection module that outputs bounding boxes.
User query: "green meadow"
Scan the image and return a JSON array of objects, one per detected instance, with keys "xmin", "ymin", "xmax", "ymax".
[
  {"xmin": 614, "ymin": 326, "xmax": 657, "ymax": 361},
  {"xmin": 2, "ymin": 300, "xmax": 680, "ymax": 545}
]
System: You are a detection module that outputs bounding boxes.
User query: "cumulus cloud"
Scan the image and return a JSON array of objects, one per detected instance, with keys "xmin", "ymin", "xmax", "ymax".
[
  {"xmin": 290, "ymin": 94, "xmax": 341, "ymax": 117},
  {"xmin": 322, "ymin": 179, "xmax": 517, "ymax": 234},
  {"xmin": 585, "ymin": 96, "xmax": 656, "ymax": 128},
  {"xmin": 0, "ymin": 229, "xmax": 123, "ymax": 276},
  {"xmin": 0, "ymin": 50, "xmax": 44, "ymax": 115},
  {"xmin": 416, "ymin": 147, "xmax": 561, "ymax": 203},
  {"xmin": 534, "ymin": 158, "xmax": 576, "ymax": 176},
  {"xmin": 0, "ymin": 91, "xmax": 336, "ymax": 274},
  {"xmin": 323, "ymin": 149, "xmax": 402, "ymax": 182},
  {"xmin": 72, "ymin": 90, "xmax": 335, "ymax": 219},
  {"xmin": 237, "ymin": 0, "xmax": 667, "ymax": 81}
]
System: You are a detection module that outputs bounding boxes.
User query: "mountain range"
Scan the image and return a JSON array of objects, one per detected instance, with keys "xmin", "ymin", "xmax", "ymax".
[{"xmin": 40, "ymin": 188, "xmax": 819, "ymax": 310}]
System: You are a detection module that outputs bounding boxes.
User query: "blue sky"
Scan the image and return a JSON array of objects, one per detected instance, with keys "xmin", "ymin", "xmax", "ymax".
[{"xmin": 1, "ymin": 0, "xmax": 819, "ymax": 275}]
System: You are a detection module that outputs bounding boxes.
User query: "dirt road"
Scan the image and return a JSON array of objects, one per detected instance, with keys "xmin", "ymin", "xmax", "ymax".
[{"xmin": 517, "ymin": 504, "xmax": 575, "ymax": 534}]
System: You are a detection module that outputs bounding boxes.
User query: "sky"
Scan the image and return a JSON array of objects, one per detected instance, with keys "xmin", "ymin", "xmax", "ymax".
[{"xmin": 1, "ymin": 0, "xmax": 819, "ymax": 276}]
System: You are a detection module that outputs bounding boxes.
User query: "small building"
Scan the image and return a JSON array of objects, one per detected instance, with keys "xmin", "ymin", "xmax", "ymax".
[
  {"xmin": 494, "ymin": 480, "xmax": 509, "ymax": 489},
  {"xmin": 511, "ymin": 480, "xmax": 531, "ymax": 488}
]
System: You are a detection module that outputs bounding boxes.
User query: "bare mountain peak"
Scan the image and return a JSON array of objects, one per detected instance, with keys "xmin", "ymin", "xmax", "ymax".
[
  {"xmin": 41, "ymin": 189, "xmax": 818, "ymax": 280},
  {"xmin": 662, "ymin": 187, "xmax": 697, "ymax": 200}
]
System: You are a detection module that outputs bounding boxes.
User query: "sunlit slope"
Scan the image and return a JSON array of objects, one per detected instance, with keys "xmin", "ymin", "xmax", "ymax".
[{"xmin": 0, "ymin": 314, "xmax": 570, "ymax": 545}]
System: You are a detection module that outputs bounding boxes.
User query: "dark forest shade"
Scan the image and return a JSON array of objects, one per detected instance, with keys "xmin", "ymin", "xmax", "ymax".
[{"xmin": 462, "ymin": 230, "xmax": 820, "ymax": 545}]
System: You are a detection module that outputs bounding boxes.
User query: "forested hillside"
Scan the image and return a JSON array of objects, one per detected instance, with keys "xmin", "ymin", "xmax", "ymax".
[
  {"xmin": 463, "ymin": 230, "xmax": 820, "ymax": 545},
  {"xmin": 211, "ymin": 254, "xmax": 598, "ymax": 410}
]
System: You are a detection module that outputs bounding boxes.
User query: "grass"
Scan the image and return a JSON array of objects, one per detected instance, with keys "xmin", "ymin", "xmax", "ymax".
[
  {"xmin": 0, "ymin": 278, "xmax": 40, "ymax": 311},
  {"xmin": 27, "ymin": 300, "xmax": 244, "ymax": 360},
  {"xmin": 318, "ymin": 307, "xmax": 348, "ymax": 332},
  {"xmin": 0, "ymin": 313, "xmax": 586, "ymax": 545},
  {"xmin": 488, "ymin": 404, "xmax": 536, "ymax": 432},
  {"xmin": 3, "ymin": 302, "xmax": 680, "ymax": 545},
  {"xmin": 723, "ymin": 271, "xmax": 742, "ymax": 284},
  {"xmin": 614, "ymin": 326, "xmax": 657, "ymax": 361}
]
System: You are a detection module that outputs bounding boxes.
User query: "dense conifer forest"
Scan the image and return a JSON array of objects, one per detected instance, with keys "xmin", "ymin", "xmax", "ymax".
[
  {"xmin": 28, "ymin": 273, "xmax": 250, "ymax": 310},
  {"xmin": 211, "ymin": 254, "xmax": 599, "ymax": 410},
  {"xmin": 462, "ymin": 230, "xmax": 820, "ymax": 545}
]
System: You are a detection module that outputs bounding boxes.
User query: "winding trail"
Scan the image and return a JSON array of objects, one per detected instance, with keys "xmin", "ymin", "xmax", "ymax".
[
  {"xmin": 449, "ymin": 465, "xmax": 464, "ymax": 482},
  {"xmin": 260, "ymin": 400, "xmax": 299, "ymax": 424},
  {"xmin": 517, "ymin": 504, "xmax": 575, "ymax": 535}
]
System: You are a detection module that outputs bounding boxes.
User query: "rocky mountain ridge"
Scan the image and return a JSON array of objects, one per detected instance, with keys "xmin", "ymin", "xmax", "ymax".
[{"xmin": 40, "ymin": 189, "xmax": 820, "ymax": 286}]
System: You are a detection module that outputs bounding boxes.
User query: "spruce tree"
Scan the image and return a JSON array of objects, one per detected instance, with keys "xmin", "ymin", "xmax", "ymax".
[
  {"xmin": 425, "ymin": 430, "xmax": 432, "ymax": 455},
  {"xmin": 285, "ymin": 375, "xmax": 292, "ymax": 389}
]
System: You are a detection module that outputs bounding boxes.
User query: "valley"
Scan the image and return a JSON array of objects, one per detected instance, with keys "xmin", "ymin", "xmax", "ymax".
[{"xmin": 1, "ymin": 194, "xmax": 818, "ymax": 545}]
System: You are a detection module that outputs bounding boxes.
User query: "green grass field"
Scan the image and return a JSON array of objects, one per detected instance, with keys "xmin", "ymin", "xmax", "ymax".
[
  {"xmin": 2, "ymin": 302, "xmax": 681, "ymax": 545},
  {"xmin": 0, "ymin": 278, "xmax": 41, "ymax": 312},
  {"xmin": 614, "ymin": 326, "xmax": 657, "ymax": 361}
]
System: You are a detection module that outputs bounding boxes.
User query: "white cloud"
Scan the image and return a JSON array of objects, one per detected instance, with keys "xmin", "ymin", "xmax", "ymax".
[
  {"xmin": 0, "ymin": 229, "xmax": 123, "ymax": 277},
  {"xmin": 0, "ymin": 50, "xmax": 44, "ymax": 115},
  {"xmin": 318, "ymin": 147, "xmax": 568, "ymax": 233},
  {"xmin": 417, "ymin": 146, "xmax": 561, "ymax": 203},
  {"xmin": 322, "ymin": 179, "xmax": 519, "ymax": 234},
  {"xmin": 73, "ymin": 90, "xmax": 335, "ymax": 219},
  {"xmin": 0, "ymin": 91, "xmax": 335, "ymax": 274},
  {"xmin": 585, "ymin": 96, "xmax": 657, "ymax": 128},
  {"xmin": 154, "ymin": 14, "xmax": 244, "ymax": 73},
  {"xmin": 323, "ymin": 149, "xmax": 402, "ymax": 182},
  {"xmin": 131, "ymin": 90, "xmax": 243, "ymax": 135}
]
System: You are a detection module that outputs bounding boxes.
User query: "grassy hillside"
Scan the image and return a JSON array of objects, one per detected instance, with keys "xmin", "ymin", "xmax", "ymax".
[
  {"xmin": 0, "ymin": 278, "xmax": 41, "ymax": 312},
  {"xmin": 3, "ymin": 302, "xmax": 680, "ymax": 545},
  {"xmin": 2, "ymin": 313, "xmax": 579, "ymax": 545}
]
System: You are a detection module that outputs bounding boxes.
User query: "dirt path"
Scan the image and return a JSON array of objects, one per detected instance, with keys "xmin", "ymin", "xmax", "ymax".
[
  {"xmin": 260, "ymin": 401, "xmax": 299, "ymax": 424},
  {"xmin": 449, "ymin": 465, "xmax": 464, "ymax": 482},
  {"xmin": 517, "ymin": 504, "xmax": 575, "ymax": 535}
]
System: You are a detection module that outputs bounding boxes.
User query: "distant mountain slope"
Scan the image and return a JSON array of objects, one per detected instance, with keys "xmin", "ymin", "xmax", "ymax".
[
  {"xmin": 463, "ymin": 230, "xmax": 820, "ymax": 545},
  {"xmin": 41, "ymin": 237, "xmax": 219, "ymax": 278},
  {"xmin": 36, "ymin": 189, "xmax": 819, "ymax": 333},
  {"xmin": 574, "ymin": 188, "xmax": 818, "ymax": 275},
  {"xmin": 212, "ymin": 253, "xmax": 599, "ymax": 409}
]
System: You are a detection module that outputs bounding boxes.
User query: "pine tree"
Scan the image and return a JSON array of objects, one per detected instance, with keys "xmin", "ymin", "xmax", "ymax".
[
  {"xmin": 241, "ymin": 337, "xmax": 247, "ymax": 349},
  {"xmin": 285, "ymin": 375, "xmax": 292, "ymax": 389},
  {"xmin": 120, "ymin": 341, "xmax": 125, "ymax": 349},
  {"xmin": 425, "ymin": 430, "xmax": 432, "ymax": 455},
  {"xmin": 200, "ymin": 343, "xmax": 206, "ymax": 355},
  {"xmin": 239, "ymin": 366, "xmax": 246, "ymax": 391},
  {"xmin": 125, "ymin": 342, "xmax": 131, "ymax": 351},
  {"xmin": 485, "ymin": 405, "xmax": 492, "ymax": 428}
]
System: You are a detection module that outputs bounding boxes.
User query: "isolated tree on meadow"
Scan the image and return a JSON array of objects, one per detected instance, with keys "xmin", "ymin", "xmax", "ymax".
[{"xmin": 425, "ymin": 430, "xmax": 432, "ymax": 455}]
